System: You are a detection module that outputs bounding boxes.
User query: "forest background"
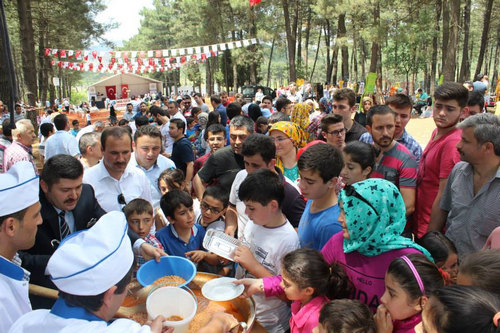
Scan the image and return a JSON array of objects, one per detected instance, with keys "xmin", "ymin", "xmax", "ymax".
[{"xmin": 0, "ymin": 0, "xmax": 498, "ymax": 107}]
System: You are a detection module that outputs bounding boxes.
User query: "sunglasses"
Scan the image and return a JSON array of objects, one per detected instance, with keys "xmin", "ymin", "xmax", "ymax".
[
  {"xmin": 117, "ymin": 193, "xmax": 127, "ymax": 206},
  {"xmin": 343, "ymin": 185, "xmax": 379, "ymax": 216}
]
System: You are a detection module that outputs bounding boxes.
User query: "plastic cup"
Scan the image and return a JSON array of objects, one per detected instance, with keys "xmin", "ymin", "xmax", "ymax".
[{"xmin": 146, "ymin": 286, "xmax": 197, "ymax": 333}]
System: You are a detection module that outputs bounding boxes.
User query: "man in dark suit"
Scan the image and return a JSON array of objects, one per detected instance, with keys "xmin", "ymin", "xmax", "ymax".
[{"xmin": 20, "ymin": 154, "xmax": 165, "ymax": 308}]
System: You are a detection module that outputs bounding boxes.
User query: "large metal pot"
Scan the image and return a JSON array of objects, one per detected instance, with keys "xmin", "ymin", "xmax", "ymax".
[{"xmin": 121, "ymin": 272, "xmax": 259, "ymax": 332}]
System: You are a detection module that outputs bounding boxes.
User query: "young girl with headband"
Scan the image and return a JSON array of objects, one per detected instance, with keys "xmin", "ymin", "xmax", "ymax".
[
  {"xmin": 415, "ymin": 285, "xmax": 500, "ymax": 333},
  {"xmin": 375, "ymin": 254, "xmax": 444, "ymax": 333}
]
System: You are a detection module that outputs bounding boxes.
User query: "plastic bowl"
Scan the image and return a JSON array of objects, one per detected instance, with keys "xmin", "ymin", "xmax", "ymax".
[{"xmin": 136, "ymin": 256, "xmax": 196, "ymax": 287}]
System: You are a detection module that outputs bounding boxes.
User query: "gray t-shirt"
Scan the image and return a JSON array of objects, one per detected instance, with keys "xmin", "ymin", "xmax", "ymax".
[{"xmin": 441, "ymin": 161, "xmax": 500, "ymax": 257}]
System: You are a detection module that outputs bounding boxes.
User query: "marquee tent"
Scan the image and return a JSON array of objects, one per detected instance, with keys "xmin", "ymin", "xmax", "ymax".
[{"xmin": 87, "ymin": 73, "xmax": 163, "ymax": 101}]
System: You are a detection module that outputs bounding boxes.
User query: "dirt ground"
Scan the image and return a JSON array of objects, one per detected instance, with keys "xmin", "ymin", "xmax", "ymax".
[{"xmin": 405, "ymin": 117, "xmax": 436, "ymax": 149}]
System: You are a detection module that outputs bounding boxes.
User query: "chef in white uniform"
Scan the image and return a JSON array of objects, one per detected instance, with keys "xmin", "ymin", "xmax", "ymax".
[
  {"xmin": 0, "ymin": 161, "xmax": 42, "ymax": 332},
  {"xmin": 9, "ymin": 211, "xmax": 168, "ymax": 333}
]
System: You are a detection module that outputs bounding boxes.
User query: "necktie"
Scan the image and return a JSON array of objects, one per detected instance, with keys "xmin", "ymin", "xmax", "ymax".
[{"xmin": 59, "ymin": 210, "xmax": 71, "ymax": 240}]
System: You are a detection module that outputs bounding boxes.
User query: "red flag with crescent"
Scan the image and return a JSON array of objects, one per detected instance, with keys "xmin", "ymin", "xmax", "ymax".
[{"xmin": 106, "ymin": 85, "xmax": 116, "ymax": 100}]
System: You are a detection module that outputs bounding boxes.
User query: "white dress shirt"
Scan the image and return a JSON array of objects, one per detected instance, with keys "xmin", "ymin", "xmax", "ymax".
[
  {"xmin": 83, "ymin": 160, "xmax": 152, "ymax": 213},
  {"xmin": 44, "ymin": 130, "xmax": 79, "ymax": 160}
]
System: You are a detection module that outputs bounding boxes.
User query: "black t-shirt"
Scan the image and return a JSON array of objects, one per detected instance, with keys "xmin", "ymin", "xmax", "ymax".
[
  {"xmin": 345, "ymin": 120, "xmax": 367, "ymax": 142},
  {"xmin": 171, "ymin": 136, "xmax": 194, "ymax": 174},
  {"xmin": 197, "ymin": 145, "xmax": 244, "ymax": 192},
  {"xmin": 354, "ymin": 112, "xmax": 367, "ymax": 128},
  {"xmin": 277, "ymin": 168, "xmax": 306, "ymax": 228}
]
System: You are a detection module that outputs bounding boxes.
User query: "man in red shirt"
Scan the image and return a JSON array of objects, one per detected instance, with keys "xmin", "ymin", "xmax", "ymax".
[{"xmin": 413, "ymin": 82, "xmax": 468, "ymax": 237}]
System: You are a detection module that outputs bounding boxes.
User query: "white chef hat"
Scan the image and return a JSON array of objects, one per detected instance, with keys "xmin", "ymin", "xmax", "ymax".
[
  {"xmin": 47, "ymin": 211, "xmax": 134, "ymax": 295},
  {"xmin": 0, "ymin": 161, "xmax": 39, "ymax": 216}
]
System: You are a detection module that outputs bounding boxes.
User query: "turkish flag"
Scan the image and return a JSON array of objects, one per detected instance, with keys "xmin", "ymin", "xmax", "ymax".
[
  {"xmin": 250, "ymin": 0, "xmax": 261, "ymax": 5},
  {"xmin": 121, "ymin": 84, "xmax": 129, "ymax": 99},
  {"xmin": 106, "ymin": 85, "xmax": 116, "ymax": 100}
]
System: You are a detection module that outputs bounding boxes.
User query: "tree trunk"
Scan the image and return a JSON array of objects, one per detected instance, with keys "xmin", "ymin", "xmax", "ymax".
[
  {"xmin": 441, "ymin": 0, "xmax": 449, "ymax": 71},
  {"xmin": 474, "ymin": 0, "xmax": 494, "ymax": 78},
  {"xmin": 442, "ymin": 0, "xmax": 460, "ymax": 81},
  {"xmin": 16, "ymin": 0, "xmax": 37, "ymax": 106},
  {"xmin": 266, "ymin": 37, "xmax": 275, "ymax": 87},
  {"xmin": 431, "ymin": 0, "xmax": 442, "ymax": 92},
  {"xmin": 331, "ymin": 46, "xmax": 339, "ymax": 84},
  {"xmin": 360, "ymin": 38, "xmax": 367, "ymax": 80},
  {"xmin": 338, "ymin": 13, "xmax": 349, "ymax": 81},
  {"xmin": 309, "ymin": 27, "xmax": 322, "ymax": 82},
  {"xmin": 324, "ymin": 21, "xmax": 333, "ymax": 83},
  {"xmin": 458, "ymin": 0, "xmax": 471, "ymax": 82},
  {"xmin": 282, "ymin": 0, "xmax": 296, "ymax": 82},
  {"xmin": 369, "ymin": 2, "xmax": 380, "ymax": 74},
  {"xmin": 304, "ymin": 6, "xmax": 311, "ymax": 76},
  {"xmin": 296, "ymin": 7, "xmax": 302, "ymax": 72},
  {"xmin": 491, "ymin": 27, "xmax": 499, "ymax": 92}
]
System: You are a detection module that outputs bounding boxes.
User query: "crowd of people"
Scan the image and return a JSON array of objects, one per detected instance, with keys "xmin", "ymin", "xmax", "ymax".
[{"xmin": 0, "ymin": 79, "xmax": 500, "ymax": 333}]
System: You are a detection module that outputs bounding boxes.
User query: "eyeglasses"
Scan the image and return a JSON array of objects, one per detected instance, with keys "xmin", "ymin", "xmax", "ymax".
[
  {"xmin": 117, "ymin": 193, "xmax": 127, "ymax": 205},
  {"xmin": 343, "ymin": 185, "xmax": 379, "ymax": 216},
  {"xmin": 325, "ymin": 128, "xmax": 346, "ymax": 136},
  {"xmin": 200, "ymin": 201, "xmax": 223, "ymax": 214}
]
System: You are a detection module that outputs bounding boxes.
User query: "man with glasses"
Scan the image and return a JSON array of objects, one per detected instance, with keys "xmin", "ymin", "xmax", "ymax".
[
  {"xmin": 83, "ymin": 126, "xmax": 151, "ymax": 212},
  {"xmin": 331, "ymin": 88, "xmax": 367, "ymax": 142},
  {"xmin": 320, "ymin": 114, "xmax": 346, "ymax": 149},
  {"xmin": 366, "ymin": 105, "xmax": 417, "ymax": 218}
]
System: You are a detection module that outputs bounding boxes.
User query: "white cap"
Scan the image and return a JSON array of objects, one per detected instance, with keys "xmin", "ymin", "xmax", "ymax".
[
  {"xmin": 47, "ymin": 211, "xmax": 134, "ymax": 295},
  {"xmin": 0, "ymin": 161, "xmax": 39, "ymax": 215}
]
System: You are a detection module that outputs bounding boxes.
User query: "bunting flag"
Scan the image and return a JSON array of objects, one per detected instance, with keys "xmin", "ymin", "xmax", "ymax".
[
  {"xmin": 43, "ymin": 38, "xmax": 259, "ymax": 61},
  {"xmin": 250, "ymin": 0, "xmax": 262, "ymax": 5}
]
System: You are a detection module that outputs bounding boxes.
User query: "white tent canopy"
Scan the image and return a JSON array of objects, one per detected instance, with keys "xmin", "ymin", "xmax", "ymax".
[{"xmin": 87, "ymin": 73, "xmax": 163, "ymax": 102}]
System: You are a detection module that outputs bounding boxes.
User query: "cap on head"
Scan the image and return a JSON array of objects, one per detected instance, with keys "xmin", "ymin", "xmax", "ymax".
[
  {"xmin": 47, "ymin": 211, "xmax": 133, "ymax": 295},
  {"xmin": 0, "ymin": 161, "xmax": 39, "ymax": 215}
]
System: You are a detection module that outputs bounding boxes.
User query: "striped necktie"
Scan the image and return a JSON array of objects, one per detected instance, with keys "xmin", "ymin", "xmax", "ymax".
[{"xmin": 59, "ymin": 210, "xmax": 71, "ymax": 240}]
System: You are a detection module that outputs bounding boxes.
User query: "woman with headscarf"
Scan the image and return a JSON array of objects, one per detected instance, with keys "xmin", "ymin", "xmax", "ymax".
[
  {"xmin": 355, "ymin": 96, "xmax": 373, "ymax": 127},
  {"xmin": 269, "ymin": 121, "xmax": 307, "ymax": 183},
  {"xmin": 237, "ymin": 178, "xmax": 433, "ymax": 314},
  {"xmin": 291, "ymin": 103, "xmax": 312, "ymax": 132}
]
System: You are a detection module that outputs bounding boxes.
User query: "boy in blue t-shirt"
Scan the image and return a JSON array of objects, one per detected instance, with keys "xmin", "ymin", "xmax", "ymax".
[
  {"xmin": 156, "ymin": 189, "xmax": 219, "ymax": 267},
  {"xmin": 297, "ymin": 143, "xmax": 344, "ymax": 250}
]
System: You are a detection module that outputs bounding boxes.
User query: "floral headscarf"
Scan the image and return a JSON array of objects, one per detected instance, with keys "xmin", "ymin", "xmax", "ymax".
[
  {"xmin": 319, "ymin": 97, "xmax": 332, "ymax": 113},
  {"xmin": 339, "ymin": 178, "xmax": 433, "ymax": 260},
  {"xmin": 269, "ymin": 121, "xmax": 307, "ymax": 174},
  {"xmin": 291, "ymin": 103, "xmax": 312, "ymax": 131}
]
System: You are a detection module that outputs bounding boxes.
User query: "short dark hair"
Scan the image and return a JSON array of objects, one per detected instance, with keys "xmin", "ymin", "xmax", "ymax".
[
  {"xmin": 467, "ymin": 91, "xmax": 485, "ymax": 109},
  {"xmin": 343, "ymin": 141, "xmax": 377, "ymax": 171},
  {"xmin": 320, "ymin": 113, "xmax": 344, "ymax": 132},
  {"xmin": 241, "ymin": 133, "xmax": 276, "ymax": 164},
  {"xmin": 332, "ymin": 88, "xmax": 356, "ymax": 107},
  {"xmin": 238, "ymin": 169, "xmax": 284, "ymax": 207},
  {"xmin": 210, "ymin": 95, "xmax": 221, "ymax": 104},
  {"xmin": 158, "ymin": 169, "xmax": 184, "ymax": 192},
  {"xmin": 298, "ymin": 143, "xmax": 344, "ymax": 182},
  {"xmin": 191, "ymin": 107, "xmax": 202, "ymax": 118},
  {"xmin": 149, "ymin": 105, "xmax": 165, "ymax": 117},
  {"xmin": 261, "ymin": 95, "xmax": 273, "ymax": 104},
  {"xmin": 126, "ymin": 103, "xmax": 133, "ymax": 108},
  {"xmin": 134, "ymin": 125, "xmax": 162, "ymax": 144},
  {"xmin": 256, "ymin": 116, "xmax": 268, "ymax": 126},
  {"xmin": 118, "ymin": 119, "xmax": 129, "ymax": 126},
  {"xmin": 71, "ymin": 119, "xmax": 79, "ymax": 126},
  {"xmin": 59, "ymin": 262, "xmax": 134, "ymax": 313},
  {"xmin": 101, "ymin": 126, "xmax": 132, "ymax": 151},
  {"xmin": 1, "ymin": 118, "xmax": 11, "ymax": 137},
  {"xmin": 366, "ymin": 105, "xmax": 396, "ymax": 126},
  {"xmin": 123, "ymin": 198, "xmax": 153, "ymax": 219},
  {"xmin": 170, "ymin": 118, "xmax": 185, "ymax": 131},
  {"xmin": 275, "ymin": 98, "xmax": 292, "ymax": 113},
  {"xmin": 203, "ymin": 185, "xmax": 229, "ymax": 208},
  {"xmin": 135, "ymin": 115, "xmax": 149, "ymax": 127},
  {"xmin": 417, "ymin": 231, "xmax": 457, "ymax": 265},
  {"xmin": 204, "ymin": 123, "xmax": 226, "ymax": 141},
  {"xmin": 229, "ymin": 115, "xmax": 254, "ymax": 134},
  {"xmin": 226, "ymin": 103, "xmax": 242, "ymax": 120},
  {"xmin": 53, "ymin": 114, "xmax": 68, "ymax": 130},
  {"xmin": 160, "ymin": 189, "xmax": 193, "ymax": 219},
  {"xmin": 459, "ymin": 249, "xmax": 500, "ymax": 295},
  {"xmin": 40, "ymin": 123, "xmax": 54, "ymax": 137},
  {"xmin": 386, "ymin": 93, "xmax": 412, "ymax": 109},
  {"xmin": 319, "ymin": 299, "xmax": 376, "ymax": 333},
  {"xmin": 41, "ymin": 155, "xmax": 84, "ymax": 189},
  {"xmin": 0, "ymin": 206, "xmax": 29, "ymax": 228},
  {"xmin": 434, "ymin": 82, "xmax": 469, "ymax": 108},
  {"xmin": 168, "ymin": 101, "xmax": 178, "ymax": 108},
  {"xmin": 268, "ymin": 111, "xmax": 290, "ymax": 124}
]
